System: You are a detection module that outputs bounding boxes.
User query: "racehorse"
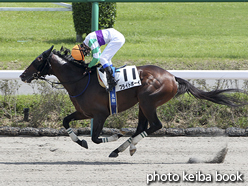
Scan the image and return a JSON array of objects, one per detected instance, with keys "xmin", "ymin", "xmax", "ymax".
[{"xmin": 20, "ymin": 46, "xmax": 247, "ymax": 158}]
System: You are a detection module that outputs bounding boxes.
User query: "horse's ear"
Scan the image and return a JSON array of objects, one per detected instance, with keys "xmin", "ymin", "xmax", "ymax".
[{"xmin": 42, "ymin": 45, "xmax": 54, "ymax": 58}]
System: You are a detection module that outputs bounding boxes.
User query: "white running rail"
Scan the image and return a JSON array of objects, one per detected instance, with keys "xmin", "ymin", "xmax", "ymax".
[
  {"xmin": 1, "ymin": 70, "xmax": 248, "ymax": 80},
  {"xmin": 0, "ymin": 3, "xmax": 72, "ymax": 11}
]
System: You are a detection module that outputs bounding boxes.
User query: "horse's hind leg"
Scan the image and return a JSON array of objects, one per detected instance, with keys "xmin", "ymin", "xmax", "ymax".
[
  {"xmin": 132, "ymin": 107, "xmax": 149, "ymax": 137},
  {"xmin": 63, "ymin": 111, "xmax": 88, "ymax": 149},
  {"xmin": 128, "ymin": 106, "xmax": 162, "ymax": 156},
  {"xmin": 109, "ymin": 107, "xmax": 148, "ymax": 158}
]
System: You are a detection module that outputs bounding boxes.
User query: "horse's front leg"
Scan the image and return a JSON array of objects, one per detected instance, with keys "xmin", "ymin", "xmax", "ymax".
[
  {"xmin": 63, "ymin": 111, "xmax": 89, "ymax": 149},
  {"xmin": 91, "ymin": 114, "xmax": 122, "ymax": 144}
]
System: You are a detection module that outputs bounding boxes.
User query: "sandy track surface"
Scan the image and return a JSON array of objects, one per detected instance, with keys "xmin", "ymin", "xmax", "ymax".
[{"xmin": 0, "ymin": 136, "xmax": 247, "ymax": 186}]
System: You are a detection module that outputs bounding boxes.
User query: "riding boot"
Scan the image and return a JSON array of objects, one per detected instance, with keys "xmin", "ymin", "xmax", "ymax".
[{"xmin": 104, "ymin": 66, "xmax": 117, "ymax": 92}]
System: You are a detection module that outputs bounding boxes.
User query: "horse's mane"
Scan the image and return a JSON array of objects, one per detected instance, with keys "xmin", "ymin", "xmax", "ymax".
[
  {"xmin": 52, "ymin": 46, "xmax": 101, "ymax": 72},
  {"xmin": 52, "ymin": 46, "xmax": 88, "ymax": 68}
]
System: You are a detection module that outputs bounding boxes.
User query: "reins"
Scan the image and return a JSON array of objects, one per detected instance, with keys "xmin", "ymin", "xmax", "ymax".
[
  {"xmin": 69, "ymin": 72, "xmax": 90, "ymax": 98},
  {"xmin": 39, "ymin": 71, "xmax": 89, "ymax": 89}
]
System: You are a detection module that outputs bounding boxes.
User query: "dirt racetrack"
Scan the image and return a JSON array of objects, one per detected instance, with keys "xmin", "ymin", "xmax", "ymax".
[{"xmin": 0, "ymin": 136, "xmax": 247, "ymax": 186}]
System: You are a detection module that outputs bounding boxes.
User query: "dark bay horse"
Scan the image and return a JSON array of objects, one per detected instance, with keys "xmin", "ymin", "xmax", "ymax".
[{"xmin": 20, "ymin": 46, "xmax": 247, "ymax": 157}]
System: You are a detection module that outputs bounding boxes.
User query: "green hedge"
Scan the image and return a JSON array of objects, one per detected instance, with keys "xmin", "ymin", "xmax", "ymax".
[
  {"xmin": 72, "ymin": 2, "xmax": 117, "ymax": 41},
  {"xmin": 2, "ymin": 80, "xmax": 248, "ymax": 129},
  {"xmin": 1, "ymin": 81, "xmax": 248, "ymax": 129}
]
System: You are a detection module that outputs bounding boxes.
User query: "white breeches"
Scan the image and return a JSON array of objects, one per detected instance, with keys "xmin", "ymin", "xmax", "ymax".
[{"xmin": 100, "ymin": 30, "xmax": 125, "ymax": 67}]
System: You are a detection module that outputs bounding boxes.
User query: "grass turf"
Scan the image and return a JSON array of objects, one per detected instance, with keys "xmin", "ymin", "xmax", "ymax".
[{"xmin": 0, "ymin": 2, "xmax": 248, "ymax": 70}]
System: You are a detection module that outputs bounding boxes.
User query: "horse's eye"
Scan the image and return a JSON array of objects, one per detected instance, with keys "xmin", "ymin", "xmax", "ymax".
[{"xmin": 37, "ymin": 57, "xmax": 42, "ymax": 61}]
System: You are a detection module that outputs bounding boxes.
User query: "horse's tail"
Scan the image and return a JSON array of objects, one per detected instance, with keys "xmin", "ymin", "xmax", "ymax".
[{"xmin": 174, "ymin": 76, "xmax": 247, "ymax": 107}]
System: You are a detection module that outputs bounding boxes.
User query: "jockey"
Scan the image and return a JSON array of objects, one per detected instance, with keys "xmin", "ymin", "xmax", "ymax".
[{"xmin": 72, "ymin": 28, "xmax": 125, "ymax": 92}]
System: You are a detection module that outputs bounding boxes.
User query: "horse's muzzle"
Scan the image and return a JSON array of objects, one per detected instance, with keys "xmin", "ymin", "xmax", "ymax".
[{"xmin": 19, "ymin": 72, "xmax": 34, "ymax": 83}]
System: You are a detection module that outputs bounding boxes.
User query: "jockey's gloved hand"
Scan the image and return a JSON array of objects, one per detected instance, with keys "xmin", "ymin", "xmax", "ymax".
[{"xmin": 80, "ymin": 43, "xmax": 91, "ymax": 56}]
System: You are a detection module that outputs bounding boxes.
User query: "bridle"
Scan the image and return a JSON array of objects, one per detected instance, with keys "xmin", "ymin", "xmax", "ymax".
[
  {"xmin": 29, "ymin": 53, "xmax": 53, "ymax": 82},
  {"xmin": 32, "ymin": 53, "xmax": 91, "ymax": 98},
  {"xmin": 23, "ymin": 60, "xmax": 50, "ymax": 84}
]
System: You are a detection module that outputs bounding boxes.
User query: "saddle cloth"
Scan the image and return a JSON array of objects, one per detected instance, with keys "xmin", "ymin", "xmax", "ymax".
[
  {"xmin": 97, "ymin": 65, "xmax": 141, "ymax": 92},
  {"xmin": 97, "ymin": 65, "xmax": 141, "ymax": 115}
]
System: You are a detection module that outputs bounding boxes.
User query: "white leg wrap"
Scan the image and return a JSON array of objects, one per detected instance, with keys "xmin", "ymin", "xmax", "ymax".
[
  {"xmin": 118, "ymin": 137, "xmax": 132, "ymax": 152},
  {"xmin": 102, "ymin": 134, "xmax": 119, "ymax": 143},
  {"xmin": 67, "ymin": 128, "xmax": 79, "ymax": 142},
  {"xmin": 129, "ymin": 143, "xmax": 136, "ymax": 151},
  {"xmin": 129, "ymin": 131, "xmax": 148, "ymax": 156},
  {"xmin": 132, "ymin": 131, "xmax": 148, "ymax": 145}
]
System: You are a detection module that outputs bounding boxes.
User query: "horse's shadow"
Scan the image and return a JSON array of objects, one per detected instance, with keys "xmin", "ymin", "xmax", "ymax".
[{"xmin": 0, "ymin": 161, "xmax": 187, "ymax": 166}]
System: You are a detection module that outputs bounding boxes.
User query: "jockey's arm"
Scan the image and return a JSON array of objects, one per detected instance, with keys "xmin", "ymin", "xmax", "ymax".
[
  {"xmin": 88, "ymin": 47, "xmax": 101, "ymax": 68},
  {"xmin": 88, "ymin": 57, "xmax": 99, "ymax": 68}
]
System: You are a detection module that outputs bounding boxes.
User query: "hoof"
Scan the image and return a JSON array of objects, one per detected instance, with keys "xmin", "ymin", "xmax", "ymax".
[
  {"xmin": 81, "ymin": 139, "xmax": 88, "ymax": 149},
  {"xmin": 130, "ymin": 149, "xmax": 136, "ymax": 156},
  {"xmin": 77, "ymin": 139, "xmax": 88, "ymax": 149},
  {"xmin": 129, "ymin": 144, "xmax": 136, "ymax": 156},
  {"xmin": 109, "ymin": 151, "xmax": 119, "ymax": 158}
]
